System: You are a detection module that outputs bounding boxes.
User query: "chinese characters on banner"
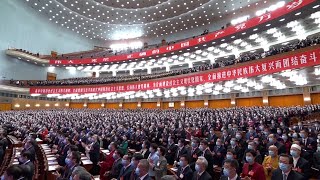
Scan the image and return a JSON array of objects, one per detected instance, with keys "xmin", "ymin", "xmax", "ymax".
[
  {"xmin": 31, "ymin": 48, "xmax": 320, "ymax": 94},
  {"xmin": 49, "ymin": 0, "xmax": 314, "ymax": 65}
]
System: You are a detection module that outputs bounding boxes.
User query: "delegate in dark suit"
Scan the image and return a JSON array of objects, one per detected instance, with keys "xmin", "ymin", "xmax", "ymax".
[
  {"xmin": 192, "ymin": 171, "xmax": 212, "ymax": 180},
  {"xmin": 165, "ymin": 143, "xmax": 178, "ymax": 165},
  {"xmin": 271, "ymin": 168, "xmax": 305, "ymax": 180},
  {"xmin": 293, "ymin": 157, "xmax": 311, "ymax": 179},
  {"xmin": 21, "ymin": 146, "xmax": 36, "ymax": 162},
  {"xmin": 110, "ymin": 158, "xmax": 124, "ymax": 179},
  {"xmin": 175, "ymin": 147, "xmax": 189, "ymax": 161},
  {"xmin": 89, "ymin": 141, "xmax": 100, "ymax": 164},
  {"xmin": 20, "ymin": 160, "xmax": 35, "ymax": 180},
  {"xmin": 118, "ymin": 165, "xmax": 134, "ymax": 180},
  {"xmin": 176, "ymin": 165, "xmax": 193, "ymax": 180}
]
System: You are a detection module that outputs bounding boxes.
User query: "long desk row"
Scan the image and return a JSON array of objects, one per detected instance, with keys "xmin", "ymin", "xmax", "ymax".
[{"xmin": 39, "ymin": 144, "xmax": 94, "ymax": 180}]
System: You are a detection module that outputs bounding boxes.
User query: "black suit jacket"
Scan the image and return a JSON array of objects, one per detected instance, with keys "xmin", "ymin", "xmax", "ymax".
[
  {"xmin": 192, "ymin": 171, "xmax": 212, "ymax": 180},
  {"xmin": 176, "ymin": 146, "xmax": 189, "ymax": 161},
  {"xmin": 219, "ymin": 175, "xmax": 240, "ymax": 180},
  {"xmin": 271, "ymin": 168, "xmax": 305, "ymax": 180},
  {"xmin": 110, "ymin": 158, "xmax": 124, "ymax": 179},
  {"xmin": 89, "ymin": 142, "xmax": 100, "ymax": 164},
  {"xmin": 176, "ymin": 166, "xmax": 193, "ymax": 180},
  {"xmin": 294, "ymin": 157, "xmax": 311, "ymax": 179},
  {"xmin": 202, "ymin": 149, "xmax": 214, "ymax": 174},
  {"xmin": 118, "ymin": 165, "xmax": 134, "ymax": 180},
  {"xmin": 20, "ymin": 161, "xmax": 34, "ymax": 180},
  {"xmin": 21, "ymin": 146, "xmax": 36, "ymax": 162},
  {"xmin": 165, "ymin": 143, "xmax": 178, "ymax": 165}
]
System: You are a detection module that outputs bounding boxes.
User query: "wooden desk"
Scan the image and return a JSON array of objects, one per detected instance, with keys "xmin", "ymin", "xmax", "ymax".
[{"xmin": 7, "ymin": 135, "xmax": 22, "ymax": 147}]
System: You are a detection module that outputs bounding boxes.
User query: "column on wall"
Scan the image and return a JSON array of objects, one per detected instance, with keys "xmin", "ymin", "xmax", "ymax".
[
  {"xmin": 204, "ymin": 95, "xmax": 209, "ymax": 107},
  {"xmin": 262, "ymin": 90, "xmax": 269, "ymax": 106},
  {"xmin": 303, "ymin": 86, "xmax": 311, "ymax": 105},
  {"xmin": 137, "ymin": 99, "xmax": 142, "ymax": 108},
  {"xmin": 230, "ymin": 94, "xmax": 236, "ymax": 107},
  {"xmin": 157, "ymin": 98, "xmax": 161, "ymax": 108}
]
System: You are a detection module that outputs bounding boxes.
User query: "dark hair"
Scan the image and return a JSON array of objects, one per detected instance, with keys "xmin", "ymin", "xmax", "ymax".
[
  {"xmin": 279, "ymin": 153, "xmax": 293, "ymax": 164},
  {"xmin": 180, "ymin": 154, "xmax": 189, "ymax": 163},
  {"xmin": 192, "ymin": 137, "xmax": 200, "ymax": 144},
  {"xmin": 69, "ymin": 145, "xmax": 79, "ymax": 152},
  {"xmin": 22, "ymin": 151, "xmax": 32, "ymax": 160},
  {"xmin": 71, "ymin": 151, "xmax": 81, "ymax": 164},
  {"xmin": 158, "ymin": 146, "xmax": 166, "ymax": 155},
  {"xmin": 78, "ymin": 172, "xmax": 92, "ymax": 180},
  {"xmin": 245, "ymin": 149, "xmax": 257, "ymax": 157},
  {"xmin": 224, "ymin": 159, "xmax": 239, "ymax": 169},
  {"xmin": 227, "ymin": 149, "xmax": 236, "ymax": 155},
  {"xmin": 115, "ymin": 149, "xmax": 124, "ymax": 158},
  {"xmin": 133, "ymin": 153, "xmax": 144, "ymax": 161},
  {"xmin": 150, "ymin": 143, "xmax": 158, "ymax": 150},
  {"xmin": 144, "ymin": 140, "xmax": 151, "ymax": 148},
  {"xmin": 6, "ymin": 165, "xmax": 23, "ymax": 180},
  {"xmin": 200, "ymin": 140, "xmax": 208, "ymax": 146}
]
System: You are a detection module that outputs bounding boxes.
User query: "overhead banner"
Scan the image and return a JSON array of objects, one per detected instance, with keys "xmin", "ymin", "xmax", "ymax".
[
  {"xmin": 49, "ymin": 0, "xmax": 315, "ymax": 65},
  {"xmin": 31, "ymin": 47, "xmax": 320, "ymax": 94}
]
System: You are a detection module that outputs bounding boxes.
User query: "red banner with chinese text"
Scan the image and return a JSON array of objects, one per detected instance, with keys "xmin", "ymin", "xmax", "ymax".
[
  {"xmin": 31, "ymin": 48, "xmax": 320, "ymax": 94},
  {"xmin": 49, "ymin": 0, "xmax": 315, "ymax": 65}
]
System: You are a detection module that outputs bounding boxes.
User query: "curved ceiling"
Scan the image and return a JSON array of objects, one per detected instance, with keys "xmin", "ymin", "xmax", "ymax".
[{"xmin": 22, "ymin": 0, "xmax": 280, "ymax": 41}]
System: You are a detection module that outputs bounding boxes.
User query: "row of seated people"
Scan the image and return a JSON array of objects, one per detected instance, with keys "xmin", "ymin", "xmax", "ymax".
[
  {"xmin": 10, "ymin": 36, "xmax": 320, "ymax": 87},
  {"xmin": 0, "ymin": 105, "xmax": 320, "ymax": 180}
]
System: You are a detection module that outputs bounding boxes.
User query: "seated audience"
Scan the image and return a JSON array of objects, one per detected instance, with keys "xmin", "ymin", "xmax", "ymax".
[
  {"xmin": 220, "ymin": 159, "xmax": 240, "ymax": 180},
  {"xmin": 290, "ymin": 144, "xmax": 310, "ymax": 179},
  {"xmin": 241, "ymin": 149, "xmax": 266, "ymax": 180},
  {"xmin": 271, "ymin": 154, "xmax": 305, "ymax": 180},
  {"xmin": 262, "ymin": 145, "xmax": 279, "ymax": 180},
  {"xmin": 192, "ymin": 156, "xmax": 212, "ymax": 180}
]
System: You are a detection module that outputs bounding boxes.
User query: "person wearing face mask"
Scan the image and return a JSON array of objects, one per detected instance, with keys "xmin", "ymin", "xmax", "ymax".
[
  {"xmin": 147, "ymin": 143, "xmax": 160, "ymax": 179},
  {"xmin": 266, "ymin": 134, "xmax": 286, "ymax": 155},
  {"xmin": 212, "ymin": 138, "xmax": 226, "ymax": 167},
  {"xmin": 295, "ymin": 122, "xmax": 304, "ymax": 132},
  {"xmin": 270, "ymin": 154, "xmax": 304, "ymax": 180},
  {"xmin": 175, "ymin": 139, "xmax": 189, "ymax": 162},
  {"xmin": 241, "ymin": 149, "xmax": 266, "ymax": 180},
  {"xmin": 129, "ymin": 154, "xmax": 144, "ymax": 180},
  {"xmin": 99, "ymin": 142, "xmax": 117, "ymax": 180},
  {"xmin": 279, "ymin": 134, "xmax": 291, "ymax": 154},
  {"xmin": 175, "ymin": 154, "xmax": 193, "ymax": 180},
  {"xmin": 87, "ymin": 135, "xmax": 100, "ymax": 175},
  {"xmin": 262, "ymin": 145, "xmax": 279, "ymax": 180},
  {"xmin": 192, "ymin": 157, "xmax": 212, "ymax": 180},
  {"xmin": 221, "ymin": 130, "xmax": 231, "ymax": 148},
  {"xmin": 290, "ymin": 144, "xmax": 310, "ymax": 179},
  {"xmin": 190, "ymin": 138, "xmax": 202, "ymax": 168},
  {"xmin": 134, "ymin": 159, "xmax": 152, "ymax": 180},
  {"xmin": 105, "ymin": 149, "xmax": 124, "ymax": 179},
  {"xmin": 234, "ymin": 133, "xmax": 246, "ymax": 149},
  {"xmin": 140, "ymin": 141, "xmax": 151, "ymax": 159},
  {"xmin": 207, "ymin": 128, "xmax": 217, "ymax": 150},
  {"xmin": 165, "ymin": 136, "xmax": 178, "ymax": 165},
  {"xmin": 199, "ymin": 140, "xmax": 214, "ymax": 176},
  {"xmin": 119, "ymin": 135, "xmax": 129, "ymax": 155},
  {"xmin": 152, "ymin": 146, "xmax": 167, "ymax": 180},
  {"xmin": 18, "ymin": 152, "xmax": 34, "ymax": 180},
  {"xmin": 118, "ymin": 155, "xmax": 134, "ymax": 180},
  {"xmin": 0, "ymin": 165, "xmax": 23, "ymax": 180},
  {"xmin": 245, "ymin": 127, "xmax": 256, "ymax": 141},
  {"xmin": 299, "ymin": 129, "xmax": 316, "ymax": 152},
  {"xmin": 56, "ymin": 151, "xmax": 81, "ymax": 180},
  {"xmin": 57, "ymin": 137, "xmax": 72, "ymax": 166},
  {"xmin": 312, "ymin": 144, "xmax": 320, "ymax": 179},
  {"xmin": 220, "ymin": 159, "xmax": 240, "ymax": 180},
  {"xmin": 21, "ymin": 140, "xmax": 36, "ymax": 162}
]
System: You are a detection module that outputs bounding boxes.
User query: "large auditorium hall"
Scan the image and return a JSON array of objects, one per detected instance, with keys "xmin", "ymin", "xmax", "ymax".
[{"xmin": 1, "ymin": 0, "xmax": 320, "ymax": 180}]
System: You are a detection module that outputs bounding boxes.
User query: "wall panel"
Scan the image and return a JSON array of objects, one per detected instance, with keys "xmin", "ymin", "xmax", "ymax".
[
  {"xmin": 311, "ymin": 93, "xmax": 320, "ymax": 105},
  {"xmin": 185, "ymin": 100, "xmax": 204, "ymax": 108},
  {"xmin": 236, "ymin": 97, "xmax": 263, "ymax": 107},
  {"xmin": 209, "ymin": 99, "xmax": 231, "ymax": 108},
  {"xmin": 123, "ymin": 102, "xmax": 137, "ymax": 109},
  {"xmin": 141, "ymin": 102, "xmax": 157, "ymax": 109},
  {"xmin": 70, "ymin": 103, "xmax": 84, "ymax": 109},
  {"xmin": 269, "ymin": 95, "xmax": 303, "ymax": 107},
  {"xmin": 0, "ymin": 103, "xmax": 12, "ymax": 111},
  {"xmin": 106, "ymin": 103, "xmax": 119, "ymax": 109},
  {"xmin": 88, "ymin": 103, "xmax": 102, "ymax": 109}
]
